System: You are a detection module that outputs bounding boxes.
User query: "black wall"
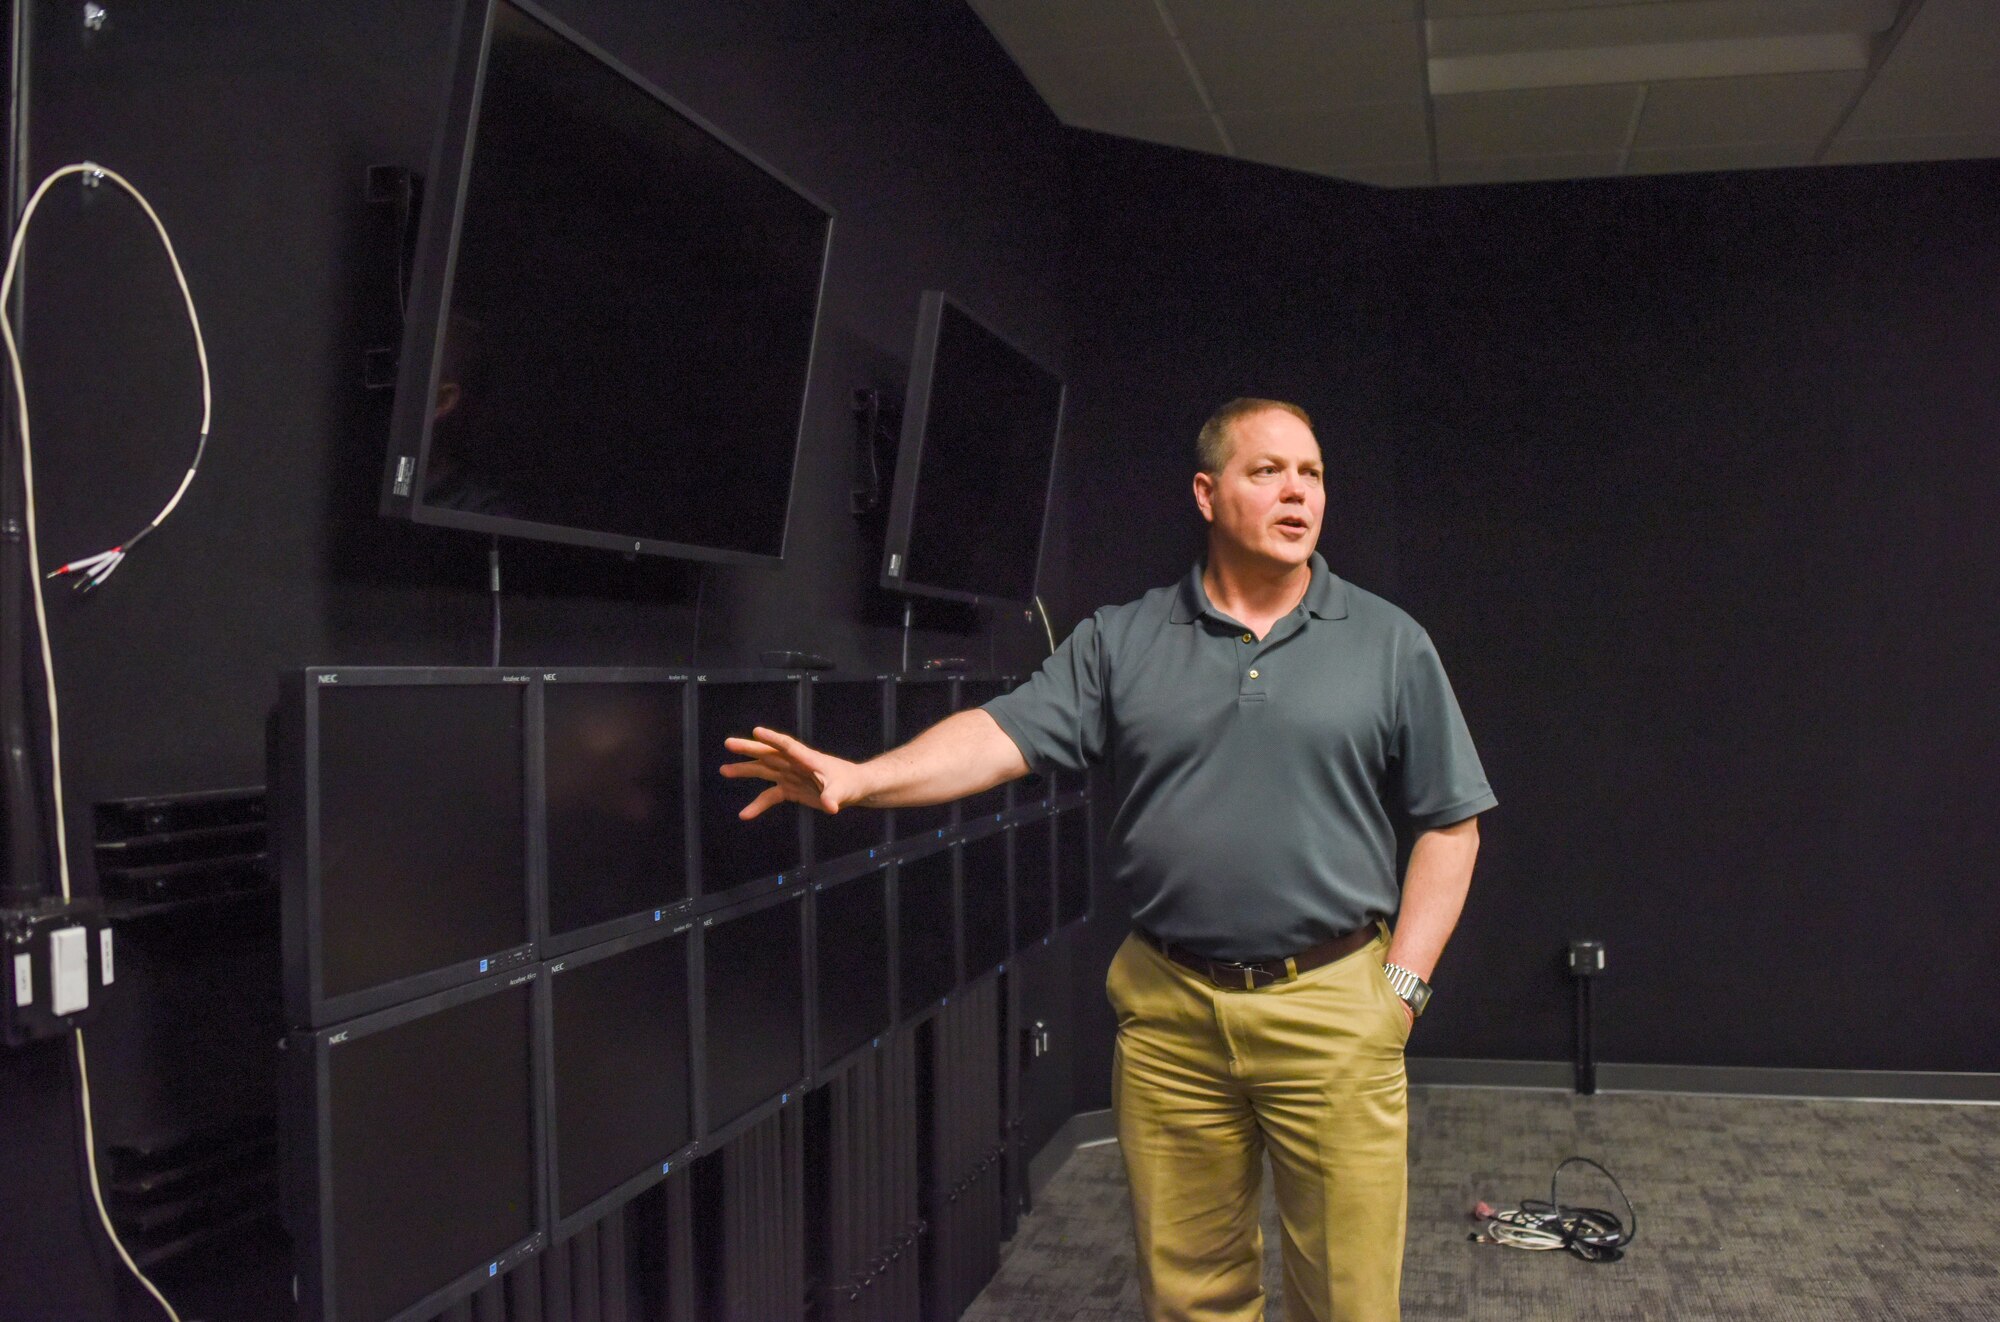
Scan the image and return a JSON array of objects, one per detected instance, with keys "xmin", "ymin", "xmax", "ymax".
[
  {"xmin": 1379, "ymin": 163, "xmax": 2000, "ymax": 1072},
  {"xmin": 1063, "ymin": 134, "xmax": 2000, "ymax": 1089},
  {"xmin": 4, "ymin": 1, "xmax": 1081, "ymax": 1314}
]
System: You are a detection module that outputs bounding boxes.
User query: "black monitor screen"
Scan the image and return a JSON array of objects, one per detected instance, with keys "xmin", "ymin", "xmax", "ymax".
[
  {"xmin": 814, "ymin": 871, "xmax": 890, "ymax": 1068},
  {"xmin": 697, "ymin": 682, "xmax": 802, "ymax": 893},
  {"xmin": 891, "ymin": 680, "xmax": 955, "ymax": 839},
  {"xmin": 394, "ymin": 0, "xmax": 830, "ymax": 562},
  {"xmin": 316, "ymin": 684, "xmax": 527, "ymax": 1000},
  {"xmin": 896, "ymin": 848, "xmax": 956, "ymax": 1018},
  {"xmin": 882, "ymin": 293, "xmax": 1063, "ymax": 604},
  {"xmin": 1055, "ymin": 808, "xmax": 1090, "ymax": 928},
  {"xmin": 325, "ymin": 980, "xmax": 536, "ymax": 1322},
  {"xmin": 955, "ymin": 680, "xmax": 1009, "ymax": 822},
  {"xmin": 960, "ymin": 833, "xmax": 1009, "ymax": 980},
  {"xmin": 550, "ymin": 932, "xmax": 691, "ymax": 1220},
  {"xmin": 1011, "ymin": 819, "xmax": 1053, "ymax": 953},
  {"xmin": 704, "ymin": 897, "xmax": 804, "ymax": 1129},
  {"xmin": 808, "ymin": 680, "xmax": 886, "ymax": 866},
  {"xmin": 545, "ymin": 682, "xmax": 689, "ymax": 937}
]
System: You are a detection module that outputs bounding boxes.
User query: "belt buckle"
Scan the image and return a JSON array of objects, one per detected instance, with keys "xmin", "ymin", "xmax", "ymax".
[{"xmin": 1215, "ymin": 958, "xmax": 1282, "ymax": 991}]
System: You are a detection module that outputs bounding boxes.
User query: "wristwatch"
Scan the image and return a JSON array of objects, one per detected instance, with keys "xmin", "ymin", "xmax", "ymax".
[{"xmin": 1382, "ymin": 963, "xmax": 1432, "ymax": 1018}]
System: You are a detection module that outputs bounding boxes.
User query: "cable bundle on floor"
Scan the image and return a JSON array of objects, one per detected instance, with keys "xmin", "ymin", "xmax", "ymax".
[{"xmin": 1469, "ymin": 1156, "xmax": 1636, "ymax": 1263}]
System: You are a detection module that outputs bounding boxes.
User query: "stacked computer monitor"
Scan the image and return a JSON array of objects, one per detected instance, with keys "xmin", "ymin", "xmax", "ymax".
[{"xmin": 274, "ymin": 665, "xmax": 1088, "ymax": 1320}]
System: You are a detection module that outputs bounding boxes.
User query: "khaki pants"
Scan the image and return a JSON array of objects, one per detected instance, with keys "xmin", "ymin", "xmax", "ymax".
[{"xmin": 1106, "ymin": 929, "xmax": 1411, "ymax": 1322}]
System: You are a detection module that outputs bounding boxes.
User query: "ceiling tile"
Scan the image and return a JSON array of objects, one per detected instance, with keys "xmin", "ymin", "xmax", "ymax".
[
  {"xmin": 1184, "ymin": 22, "xmax": 1426, "ymax": 112},
  {"xmin": 1819, "ymin": 131, "xmax": 2000, "ymax": 165},
  {"xmin": 1427, "ymin": 0, "xmax": 1650, "ymax": 15},
  {"xmin": 1434, "ymin": 84, "xmax": 1643, "ymax": 157},
  {"xmin": 1840, "ymin": 61, "xmax": 2000, "ymax": 139},
  {"xmin": 966, "ymin": 0, "xmax": 1167, "ymax": 49},
  {"xmin": 1634, "ymin": 70, "xmax": 1865, "ymax": 148},
  {"xmin": 1625, "ymin": 140, "xmax": 1821, "ymax": 174},
  {"xmin": 1882, "ymin": 0, "xmax": 2000, "ymax": 70},
  {"xmin": 1008, "ymin": 41, "xmax": 1211, "ymax": 122},
  {"xmin": 1069, "ymin": 113, "xmax": 1232, "ymax": 155},
  {"xmin": 1164, "ymin": 0, "xmax": 1419, "ymax": 44},
  {"xmin": 1226, "ymin": 103, "xmax": 1433, "ymax": 171},
  {"xmin": 1436, "ymin": 151, "xmax": 1625, "ymax": 184}
]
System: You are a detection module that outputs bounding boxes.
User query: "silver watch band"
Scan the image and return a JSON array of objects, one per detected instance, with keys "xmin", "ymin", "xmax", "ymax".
[{"xmin": 1382, "ymin": 962, "xmax": 1432, "ymax": 1017}]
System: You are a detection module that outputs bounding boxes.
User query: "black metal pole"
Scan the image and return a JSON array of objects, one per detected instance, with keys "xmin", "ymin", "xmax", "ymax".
[
  {"xmin": 2, "ymin": 0, "xmax": 47, "ymax": 906},
  {"xmin": 1574, "ymin": 975, "xmax": 1596, "ymax": 1095}
]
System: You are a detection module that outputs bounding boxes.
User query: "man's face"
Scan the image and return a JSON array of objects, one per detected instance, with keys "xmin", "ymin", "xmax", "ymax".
[{"xmin": 1193, "ymin": 409, "xmax": 1325, "ymax": 570}]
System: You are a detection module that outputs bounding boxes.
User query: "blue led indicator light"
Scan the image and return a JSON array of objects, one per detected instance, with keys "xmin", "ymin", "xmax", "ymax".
[
  {"xmin": 663, "ymin": 1161, "xmax": 671, "ymax": 1174},
  {"xmin": 489, "ymin": 1264, "xmax": 498, "ymax": 1277},
  {"xmin": 654, "ymin": 910, "xmax": 662, "ymax": 922},
  {"xmin": 480, "ymin": 959, "xmax": 489, "ymax": 972}
]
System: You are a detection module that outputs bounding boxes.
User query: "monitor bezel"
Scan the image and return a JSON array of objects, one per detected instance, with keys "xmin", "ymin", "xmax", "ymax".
[
  {"xmin": 279, "ymin": 667, "xmax": 544, "ymax": 1030},
  {"xmin": 378, "ymin": 0, "xmax": 836, "ymax": 567},
  {"xmin": 802, "ymin": 674, "xmax": 893, "ymax": 880},
  {"xmin": 691, "ymin": 671, "xmax": 812, "ymax": 901},
  {"xmin": 809, "ymin": 862, "xmax": 894, "ymax": 1072},
  {"xmin": 538, "ymin": 920, "xmax": 699, "ymax": 1237},
  {"xmin": 698, "ymin": 885, "xmax": 811, "ymax": 1134},
  {"xmin": 879, "ymin": 290, "xmax": 1067, "ymax": 608},
  {"xmin": 538, "ymin": 668, "xmax": 698, "ymax": 958},
  {"xmin": 287, "ymin": 968, "xmax": 548, "ymax": 1322}
]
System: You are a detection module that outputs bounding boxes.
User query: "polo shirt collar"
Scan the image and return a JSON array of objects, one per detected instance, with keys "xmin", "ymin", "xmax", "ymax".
[{"xmin": 1171, "ymin": 552, "xmax": 1350, "ymax": 624}]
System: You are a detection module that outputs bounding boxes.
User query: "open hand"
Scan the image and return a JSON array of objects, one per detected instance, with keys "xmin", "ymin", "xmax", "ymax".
[{"xmin": 720, "ymin": 726, "xmax": 867, "ymax": 820}]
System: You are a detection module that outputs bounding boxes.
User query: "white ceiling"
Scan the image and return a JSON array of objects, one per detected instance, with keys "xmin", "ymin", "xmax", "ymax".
[{"xmin": 966, "ymin": 0, "xmax": 2000, "ymax": 186}]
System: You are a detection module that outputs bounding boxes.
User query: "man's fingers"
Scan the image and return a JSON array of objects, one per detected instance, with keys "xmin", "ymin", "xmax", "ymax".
[
  {"xmin": 722, "ymin": 736, "xmax": 779, "ymax": 758},
  {"xmin": 719, "ymin": 759, "xmax": 780, "ymax": 783},
  {"xmin": 750, "ymin": 726, "xmax": 822, "ymax": 766},
  {"xmin": 738, "ymin": 784, "xmax": 788, "ymax": 820}
]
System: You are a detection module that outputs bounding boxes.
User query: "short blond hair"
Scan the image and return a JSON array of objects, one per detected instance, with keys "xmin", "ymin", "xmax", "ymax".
[{"xmin": 1196, "ymin": 397, "xmax": 1313, "ymax": 475}]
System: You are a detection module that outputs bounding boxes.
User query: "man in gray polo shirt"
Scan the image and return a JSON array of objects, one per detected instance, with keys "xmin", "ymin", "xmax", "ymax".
[{"xmin": 724, "ymin": 398, "xmax": 1493, "ymax": 1321}]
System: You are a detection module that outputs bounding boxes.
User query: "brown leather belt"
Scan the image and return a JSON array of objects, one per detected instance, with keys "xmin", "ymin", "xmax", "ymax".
[{"xmin": 1136, "ymin": 923, "xmax": 1380, "ymax": 991}]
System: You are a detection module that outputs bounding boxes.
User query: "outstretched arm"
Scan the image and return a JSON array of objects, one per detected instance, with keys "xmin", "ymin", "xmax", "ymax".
[{"xmin": 722, "ymin": 707, "xmax": 1030, "ymax": 820}]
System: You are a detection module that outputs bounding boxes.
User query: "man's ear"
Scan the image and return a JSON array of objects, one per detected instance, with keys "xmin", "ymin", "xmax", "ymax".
[
  {"xmin": 1192, "ymin": 470, "xmax": 1215, "ymax": 524},
  {"xmin": 433, "ymin": 380, "xmax": 463, "ymax": 422}
]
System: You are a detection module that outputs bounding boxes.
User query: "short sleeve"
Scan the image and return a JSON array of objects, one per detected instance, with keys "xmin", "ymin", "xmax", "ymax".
[
  {"xmin": 1392, "ymin": 629, "xmax": 1498, "ymax": 830},
  {"xmin": 980, "ymin": 614, "xmax": 1108, "ymax": 777}
]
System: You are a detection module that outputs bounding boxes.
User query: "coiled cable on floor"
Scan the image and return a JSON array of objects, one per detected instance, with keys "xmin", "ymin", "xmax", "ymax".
[{"xmin": 1471, "ymin": 1156, "xmax": 1636, "ymax": 1263}]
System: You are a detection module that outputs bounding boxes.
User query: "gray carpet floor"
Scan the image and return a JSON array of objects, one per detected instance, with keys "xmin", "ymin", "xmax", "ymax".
[{"xmin": 965, "ymin": 1087, "xmax": 2000, "ymax": 1321}]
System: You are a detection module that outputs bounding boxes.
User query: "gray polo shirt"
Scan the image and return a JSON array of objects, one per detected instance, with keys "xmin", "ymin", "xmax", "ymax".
[{"xmin": 983, "ymin": 553, "xmax": 1495, "ymax": 962}]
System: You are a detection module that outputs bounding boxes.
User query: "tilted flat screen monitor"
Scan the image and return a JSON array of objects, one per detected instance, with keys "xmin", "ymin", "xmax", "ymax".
[
  {"xmin": 1010, "ymin": 814, "xmax": 1054, "ymax": 954},
  {"xmin": 896, "ymin": 845, "xmax": 957, "ymax": 1018},
  {"xmin": 959, "ymin": 828, "xmax": 1009, "ymax": 981},
  {"xmin": 880, "ymin": 291, "xmax": 1065, "ymax": 606},
  {"xmin": 695, "ymin": 678, "xmax": 805, "ymax": 895},
  {"xmin": 702, "ymin": 891, "xmax": 806, "ymax": 1132},
  {"xmin": 813, "ymin": 867, "xmax": 891, "ymax": 1070},
  {"xmin": 1054, "ymin": 804, "xmax": 1091, "ymax": 929},
  {"xmin": 542, "ymin": 676, "xmax": 690, "ymax": 952},
  {"xmin": 806, "ymin": 677, "xmax": 888, "ymax": 869},
  {"xmin": 275, "ymin": 669, "xmax": 535, "ymax": 1029},
  {"xmin": 286, "ymin": 971, "xmax": 544, "ymax": 1322},
  {"xmin": 544, "ymin": 925, "xmax": 692, "ymax": 1229},
  {"xmin": 889, "ymin": 677, "xmax": 955, "ymax": 841},
  {"xmin": 954, "ymin": 677, "xmax": 1013, "ymax": 823},
  {"xmin": 381, "ymin": 0, "xmax": 833, "ymax": 564}
]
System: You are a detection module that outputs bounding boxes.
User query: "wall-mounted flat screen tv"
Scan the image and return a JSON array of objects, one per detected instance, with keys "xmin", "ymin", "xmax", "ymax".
[
  {"xmin": 381, "ymin": 0, "xmax": 833, "ymax": 564},
  {"xmin": 880, "ymin": 291, "xmax": 1064, "ymax": 605}
]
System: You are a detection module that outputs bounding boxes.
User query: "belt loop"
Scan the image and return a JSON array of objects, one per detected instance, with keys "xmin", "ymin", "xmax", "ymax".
[
  {"xmin": 1283, "ymin": 956, "xmax": 1299, "ymax": 982},
  {"xmin": 1240, "ymin": 966, "xmax": 1255, "ymax": 991}
]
